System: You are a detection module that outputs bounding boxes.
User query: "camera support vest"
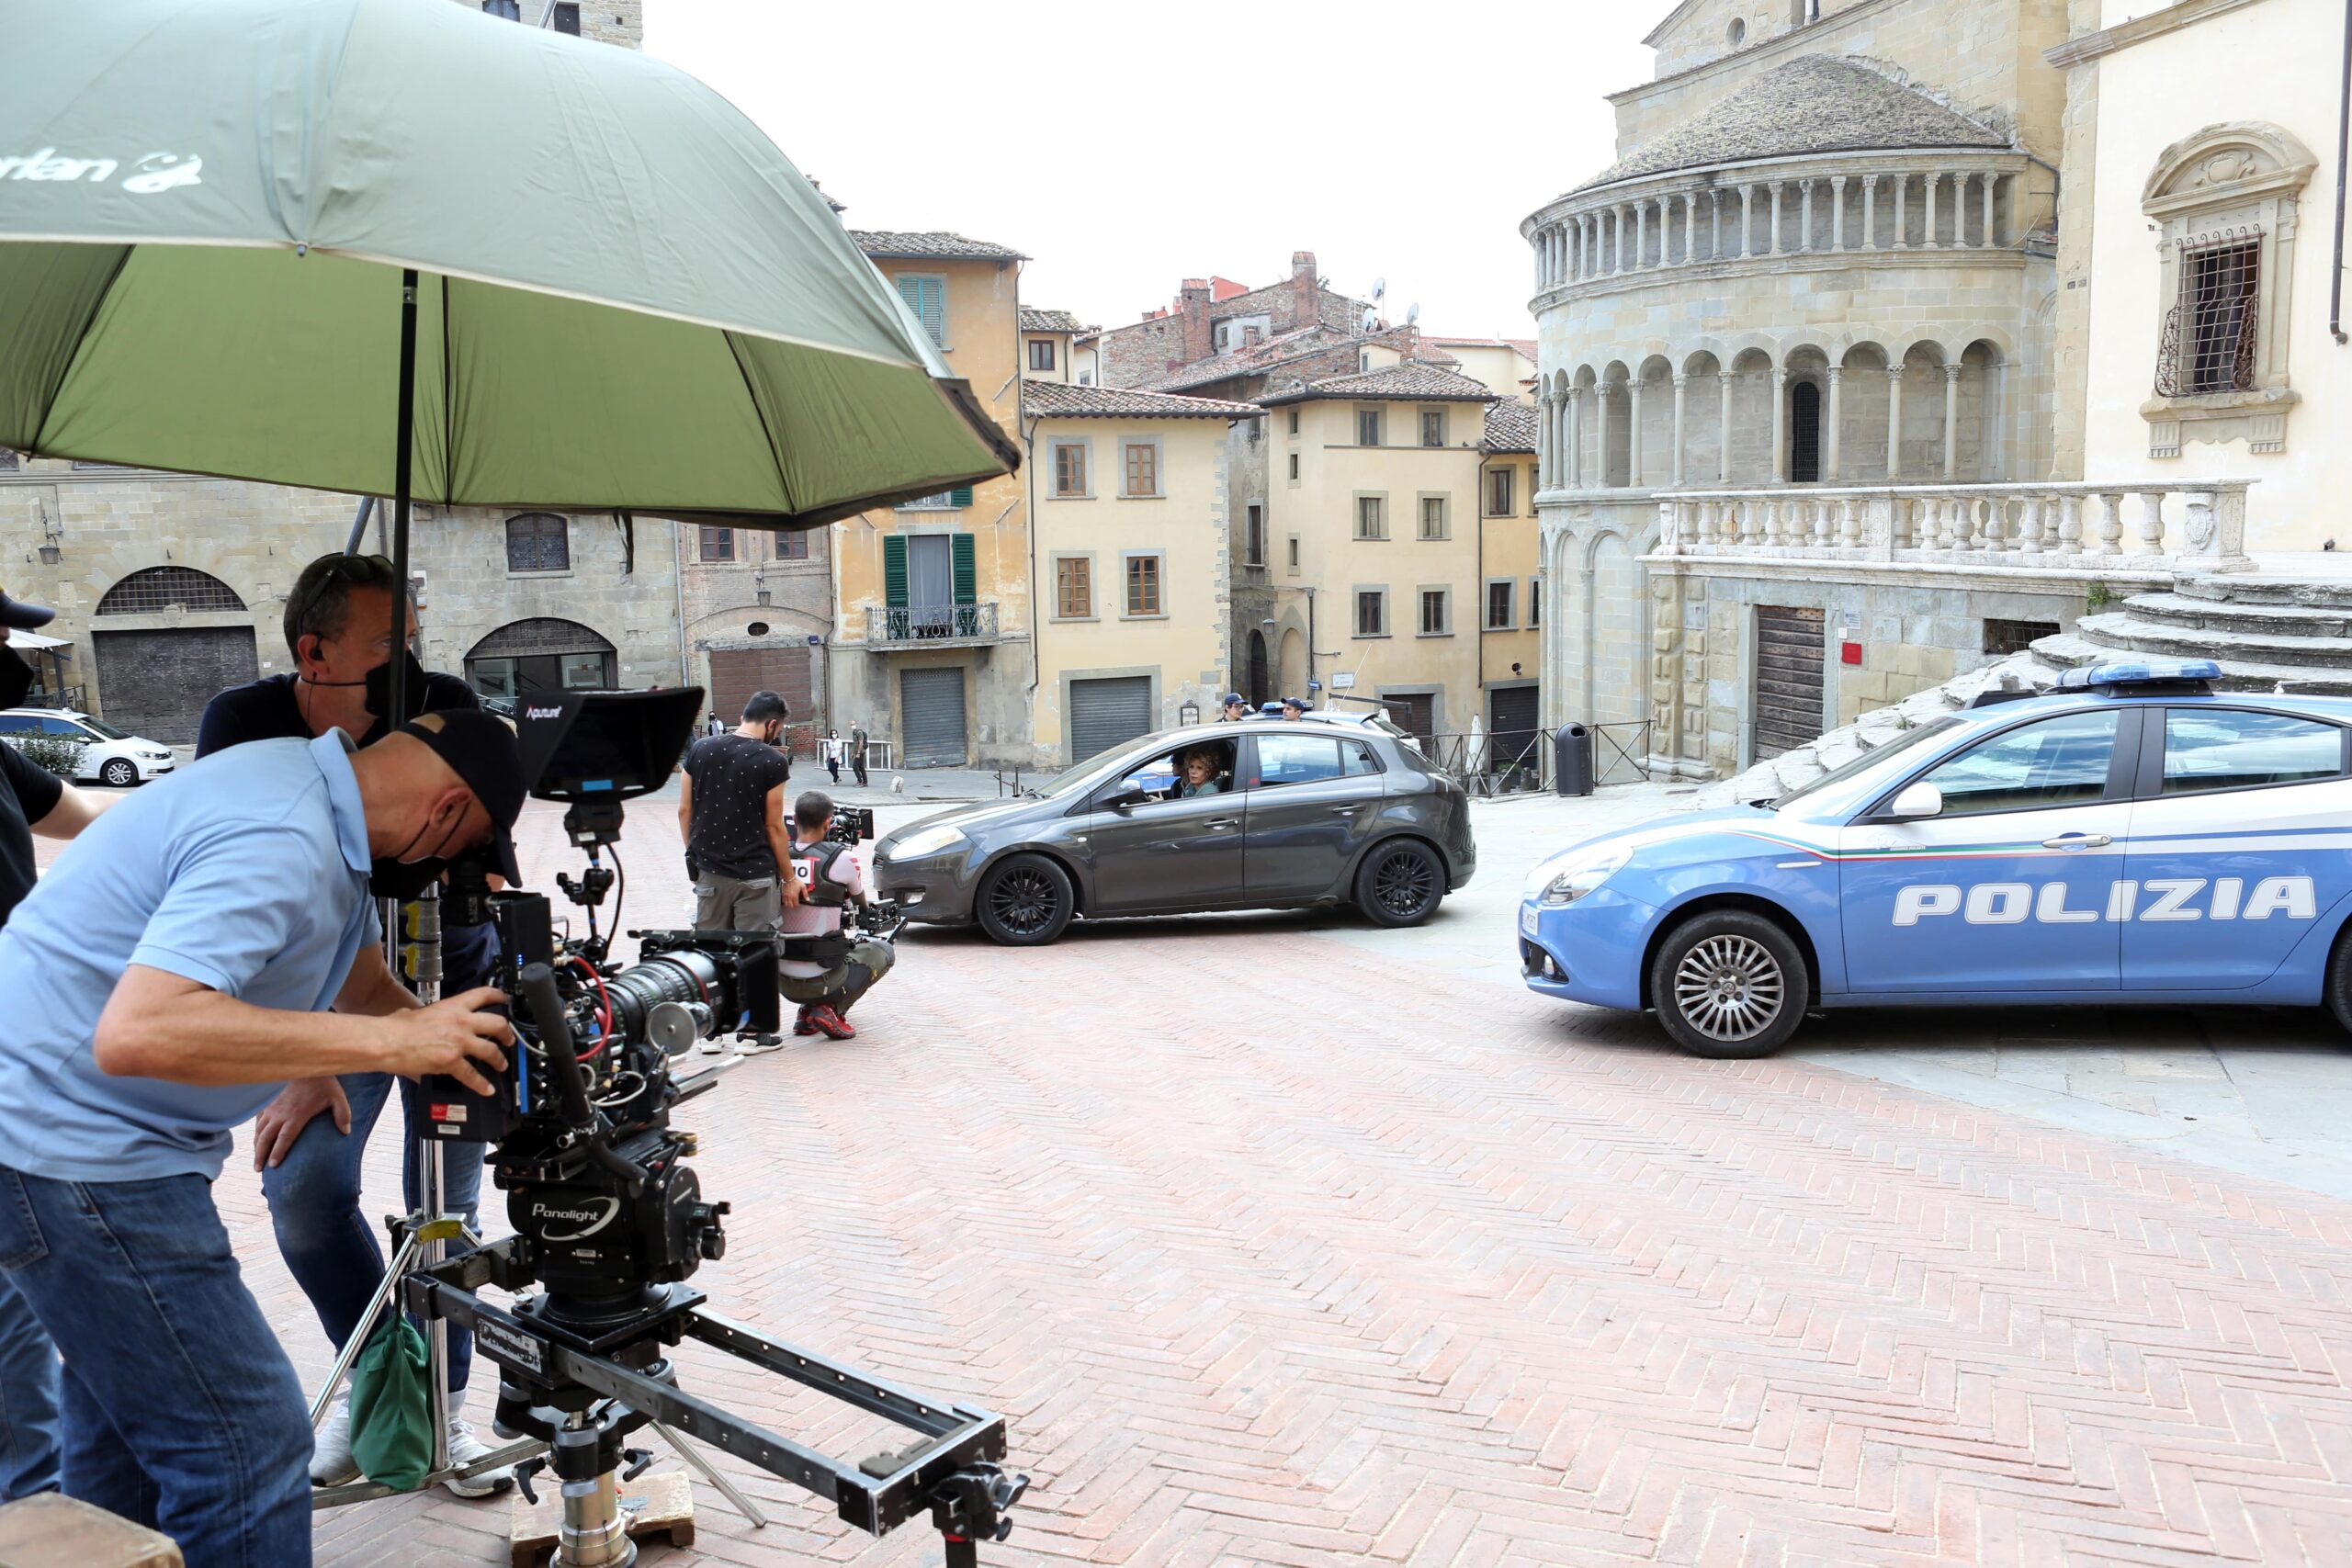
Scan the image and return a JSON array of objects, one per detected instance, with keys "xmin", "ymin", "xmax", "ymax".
[{"xmin": 787, "ymin": 837, "xmax": 852, "ymax": 908}]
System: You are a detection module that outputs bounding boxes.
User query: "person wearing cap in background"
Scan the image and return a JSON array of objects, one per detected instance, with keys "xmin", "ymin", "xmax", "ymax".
[
  {"xmin": 1217, "ymin": 693, "xmax": 1250, "ymax": 723},
  {"xmin": 0, "ymin": 707, "xmax": 526, "ymax": 1564},
  {"xmin": 1281, "ymin": 695, "xmax": 1309, "ymax": 722},
  {"xmin": 0, "ymin": 588, "xmax": 110, "ymax": 1504},
  {"xmin": 196, "ymin": 550, "xmax": 514, "ymax": 1496}
]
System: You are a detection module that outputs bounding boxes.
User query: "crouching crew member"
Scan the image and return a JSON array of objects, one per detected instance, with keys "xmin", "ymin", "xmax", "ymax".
[
  {"xmin": 780, "ymin": 790, "xmax": 892, "ymax": 1040},
  {"xmin": 0, "ymin": 712, "xmax": 525, "ymax": 1567}
]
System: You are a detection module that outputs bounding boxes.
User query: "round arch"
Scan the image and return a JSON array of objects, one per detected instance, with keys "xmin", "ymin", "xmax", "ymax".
[
  {"xmin": 95, "ymin": 566, "xmax": 246, "ymax": 616},
  {"xmin": 463, "ymin": 616, "xmax": 616, "ymax": 701}
]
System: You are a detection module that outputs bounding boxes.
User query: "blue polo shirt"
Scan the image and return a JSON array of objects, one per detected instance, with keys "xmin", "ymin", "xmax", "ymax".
[{"xmin": 0, "ymin": 732, "xmax": 378, "ymax": 1182}]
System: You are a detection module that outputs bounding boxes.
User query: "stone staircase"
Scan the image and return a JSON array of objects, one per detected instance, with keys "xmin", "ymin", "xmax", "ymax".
[{"xmin": 1691, "ymin": 565, "xmax": 2352, "ymax": 807}]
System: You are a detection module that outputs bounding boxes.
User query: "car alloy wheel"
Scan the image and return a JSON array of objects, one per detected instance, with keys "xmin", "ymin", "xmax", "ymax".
[
  {"xmin": 989, "ymin": 867, "xmax": 1059, "ymax": 937},
  {"xmin": 1670, "ymin": 933, "xmax": 1784, "ymax": 1043},
  {"xmin": 101, "ymin": 759, "xmax": 138, "ymax": 787},
  {"xmin": 1373, "ymin": 849, "xmax": 1436, "ymax": 919}
]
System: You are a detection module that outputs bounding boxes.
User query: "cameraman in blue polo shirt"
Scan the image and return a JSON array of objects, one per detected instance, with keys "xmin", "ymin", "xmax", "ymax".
[
  {"xmin": 196, "ymin": 552, "xmax": 510, "ymax": 1495},
  {"xmin": 0, "ymin": 709, "xmax": 525, "ymax": 1568},
  {"xmin": 0, "ymin": 591, "xmax": 108, "ymax": 1503}
]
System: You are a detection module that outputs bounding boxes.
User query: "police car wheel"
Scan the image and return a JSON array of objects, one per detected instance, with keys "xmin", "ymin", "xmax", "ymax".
[
  {"xmin": 1648, "ymin": 911, "xmax": 1805, "ymax": 1058},
  {"xmin": 977, "ymin": 853, "xmax": 1075, "ymax": 946}
]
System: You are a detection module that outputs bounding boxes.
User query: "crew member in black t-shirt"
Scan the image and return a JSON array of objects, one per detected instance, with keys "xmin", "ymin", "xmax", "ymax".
[
  {"xmin": 678, "ymin": 690, "xmax": 799, "ymax": 1052},
  {"xmin": 0, "ymin": 589, "xmax": 108, "ymax": 1502},
  {"xmin": 194, "ymin": 553, "xmax": 512, "ymax": 1498}
]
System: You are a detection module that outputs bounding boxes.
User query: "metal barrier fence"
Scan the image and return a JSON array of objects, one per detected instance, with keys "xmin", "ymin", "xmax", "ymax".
[
  {"xmin": 1416, "ymin": 719, "xmax": 1653, "ymax": 795},
  {"xmin": 19, "ymin": 686, "xmax": 88, "ymax": 712}
]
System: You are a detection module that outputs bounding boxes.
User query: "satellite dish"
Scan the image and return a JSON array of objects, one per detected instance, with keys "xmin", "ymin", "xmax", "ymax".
[
  {"xmin": 1361, "ymin": 307, "xmax": 1379, "ymax": 333},
  {"xmin": 1406, "ymin": 303, "xmax": 1419, "ymax": 326},
  {"xmin": 1372, "ymin": 276, "xmax": 1386, "ymax": 299}
]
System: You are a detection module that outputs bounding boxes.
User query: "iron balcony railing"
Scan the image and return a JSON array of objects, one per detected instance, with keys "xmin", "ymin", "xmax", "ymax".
[{"xmin": 864, "ymin": 603, "xmax": 1000, "ymax": 646}]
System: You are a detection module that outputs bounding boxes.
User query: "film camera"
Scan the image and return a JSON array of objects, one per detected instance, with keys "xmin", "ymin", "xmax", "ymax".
[{"xmin": 405, "ymin": 689, "xmax": 1021, "ymax": 1567}]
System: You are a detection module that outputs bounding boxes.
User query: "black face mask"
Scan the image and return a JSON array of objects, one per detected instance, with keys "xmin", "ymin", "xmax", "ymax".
[
  {"xmin": 366, "ymin": 802, "xmax": 467, "ymax": 903},
  {"xmin": 0, "ymin": 648, "xmax": 32, "ymax": 712},
  {"xmin": 304, "ymin": 650, "xmax": 428, "ymax": 722}
]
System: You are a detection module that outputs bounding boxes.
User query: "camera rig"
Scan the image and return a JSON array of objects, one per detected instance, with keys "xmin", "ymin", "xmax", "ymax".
[{"xmin": 405, "ymin": 689, "xmax": 1021, "ymax": 1567}]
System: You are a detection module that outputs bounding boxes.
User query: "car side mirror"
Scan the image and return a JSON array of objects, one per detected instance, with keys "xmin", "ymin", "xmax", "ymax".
[
  {"xmin": 1888, "ymin": 781, "xmax": 1943, "ymax": 820},
  {"xmin": 1102, "ymin": 786, "xmax": 1148, "ymax": 811}
]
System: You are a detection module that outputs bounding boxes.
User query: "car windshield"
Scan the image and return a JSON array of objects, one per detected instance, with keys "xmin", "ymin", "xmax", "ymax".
[
  {"xmin": 1770, "ymin": 716, "xmax": 1963, "ymax": 807},
  {"xmin": 77, "ymin": 717, "xmax": 130, "ymax": 740},
  {"xmin": 1028, "ymin": 747, "xmax": 1149, "ymax": 800}
]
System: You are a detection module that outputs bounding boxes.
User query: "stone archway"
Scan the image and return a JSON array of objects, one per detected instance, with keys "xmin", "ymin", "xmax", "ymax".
[{"xmin": 463, "ymin": 616, "xmax": 616, "ymax": 701}]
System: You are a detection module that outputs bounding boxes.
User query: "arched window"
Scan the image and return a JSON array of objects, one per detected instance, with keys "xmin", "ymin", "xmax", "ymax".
[
  {"xmin": 463, "ymin": 616, "xmax": 616, "ymax": 700},
  {"xmin": 504, "ymin": 513, "xmax": 571, "ymax": 573},
  {"xmin": 95, "ymin": 566, "xmax": 247, "ymax": 615},
  {"xmin": 1789, "ymin": 381, "xmax": 1823, "ymax": 483}
]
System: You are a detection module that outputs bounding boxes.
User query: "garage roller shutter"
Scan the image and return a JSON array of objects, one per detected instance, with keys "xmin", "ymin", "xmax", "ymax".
[
  {"xmin": 899, "ymin": 666, "xmax": 967, "ymax": 767},
  {"xmin": 1068, "ymin": 676, "xmax": 1153, "ymax": 763}
]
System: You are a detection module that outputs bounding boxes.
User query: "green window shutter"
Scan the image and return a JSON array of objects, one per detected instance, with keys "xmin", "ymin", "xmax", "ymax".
[
  {"xmin": 949, "ymin": 485, "xmax": 974, "ymax": 507},
  {"xmin": 883, "ymin": 535, "xmax": 909, "ymax": 608},
  {"xmin": 951, "ymin": 533, "xmax": 977, "ymax": 604},
  {"xmin": 894, "ymin": 276, "xmax": 945, "ymax": 346}
]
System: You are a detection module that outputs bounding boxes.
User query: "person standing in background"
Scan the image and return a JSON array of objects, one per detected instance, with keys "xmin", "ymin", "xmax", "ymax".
[
  {"xmin": 678, "ymin": 690, "xmax": 800, "ymax": 1054},
  {"xmin": 821, "ymin": 728, "xmax": 843, "ymax": 784},
  {"xmin": 849, "ymin": 721, "xmax": 870, "ymax": 787}
]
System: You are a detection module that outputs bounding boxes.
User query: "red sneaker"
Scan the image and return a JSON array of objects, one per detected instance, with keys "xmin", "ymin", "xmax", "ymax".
[
  {"xmin": 806, "ymin": 1005, "xmax": 855, "ymax": 1041},
  {"xmin": 793, "ymin": 1006, "xmax": 819, "ymax": 1037}
]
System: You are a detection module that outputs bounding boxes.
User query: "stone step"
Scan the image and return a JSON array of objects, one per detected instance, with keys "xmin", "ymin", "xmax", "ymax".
[
  {"xmin": 2032, "ymin": 630, "xmax": 2352, "ymax": 694},
  {"xmin": 2118, "ymin": 592, "xmax": 2352, "ymax": 639},
  {"xmin": 2173, "ymin": 569, "xmax": 2352, "ymax": 609},
  {"xmin": 2072, "ymin": 612, "xmax": 2352, "ymax": 668}
]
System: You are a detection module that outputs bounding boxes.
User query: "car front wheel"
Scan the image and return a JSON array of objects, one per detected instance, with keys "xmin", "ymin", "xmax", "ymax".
[
  {"xmin": 100, "ymin": 759, "xmax": 139, "ymax": 787},
  {"xmin": 1355, "ymin": 840, "xmax": 1444, "ymax": 928},
  {"xmin": 975, "ymin": 853, "xmax": 1075, "ymax": 946},
  {"xmin": 1647, "ymin": 909, "xmax": 1806, "ymax": 1058}
]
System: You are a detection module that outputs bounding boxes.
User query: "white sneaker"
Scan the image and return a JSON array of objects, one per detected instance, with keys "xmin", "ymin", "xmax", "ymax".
[
  {"xmin": 442, "ymin": 1416, "xmax": 514, "ymax": 1499},
  {"xmin": 698, "ymin": 1038, "xmax": 725, "ymax": 1055},
  {"xmin": 736, "ymin": 1032, "xmax": 786, "ymax": 1056},
  {"xmin": 310, "ymin": 1394, "xmax": 359, "ymax": 1486}
]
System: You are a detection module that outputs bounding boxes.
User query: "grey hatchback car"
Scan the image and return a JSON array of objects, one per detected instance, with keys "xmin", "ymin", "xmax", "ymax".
[{"xmin": 872, "ymin": 720, "xmax": 1476, "ymax": 944}]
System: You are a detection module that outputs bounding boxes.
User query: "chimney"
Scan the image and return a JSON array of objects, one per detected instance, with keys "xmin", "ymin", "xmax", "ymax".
[
  {"xmin": 1290, "ymin": 251, "xmax": 1317, "ymax": 331},
  {"xmin": 1179, "ymin": 278, "xmax": 1213, "ymax": 364}
]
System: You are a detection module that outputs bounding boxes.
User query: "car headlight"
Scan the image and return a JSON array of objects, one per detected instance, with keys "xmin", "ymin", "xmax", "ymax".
[
  {"xmin": 885, "ymin": 824, "xmax": 967, "ymax": 861},
  {"xmin": 141, "ymin": 750, "xmax": 171, "ymax": 761},
  {"xmin": 1525, "ymin": 844, "xmax": 1632, "ymax": 907}
]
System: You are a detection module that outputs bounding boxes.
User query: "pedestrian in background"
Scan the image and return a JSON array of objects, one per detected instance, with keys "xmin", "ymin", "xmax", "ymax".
[
  {"xmin": 821, "ymin": 727, "xmax": 843, "ymax": 784},
  {"xmin": 678, "ymin": 691, "xmax": 799, "ymax": 1054},
  {"xmin": 849, "ymin": 720, "xmax": 870, "ymax": 786},
  {"xmin": 1218, "ymin": 693, "xmax": 1249, "ymax": 723}
]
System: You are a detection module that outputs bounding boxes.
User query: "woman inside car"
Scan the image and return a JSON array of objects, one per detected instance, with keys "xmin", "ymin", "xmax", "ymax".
[{"xmin": 1174, "ymin": 745, "xmax": 1225, "ymax": 797}]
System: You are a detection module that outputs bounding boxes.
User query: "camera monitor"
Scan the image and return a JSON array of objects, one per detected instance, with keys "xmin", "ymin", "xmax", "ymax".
[{"xmin": 516, "ymin": 687, "xmax": 705, "ymax": 804}]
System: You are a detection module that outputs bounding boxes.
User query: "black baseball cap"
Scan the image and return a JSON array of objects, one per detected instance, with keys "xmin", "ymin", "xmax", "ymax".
[
  {"xmin": 1222, "ymin": 693, "xmax": 1246, "ymax": 706},
  {"xmin": 0, "ymin": 590, "xmax": 55, "ymax": 632},
  {"xmin": 399, "ymin": 710, "xmax": 526, "ymax": 884}
]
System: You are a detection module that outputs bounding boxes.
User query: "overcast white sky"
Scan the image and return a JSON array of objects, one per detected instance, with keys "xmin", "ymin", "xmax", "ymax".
[{"xmin": 644, "ymin": 2, "xmax": 1659, "ymax": 341}]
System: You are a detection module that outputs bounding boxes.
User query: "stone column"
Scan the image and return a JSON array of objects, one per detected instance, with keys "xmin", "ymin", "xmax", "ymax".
[
  {"xmin": 1739, "ymin": 186, "xmax": 1755, "ymax": 256},
  {"xmin": 1590, "ymin": 385, "xmax": 1611, "ymax": 488},
  {"xmin": 1536, "ymin": 392, "xmax": 1555, "ymax": 487},
  {"xmin": 1884, "ymin": 364, "xmax": 1905, "ymax": 479},
  {"xmin": 1823, "ymin": 366, "xmax": 1843, "ymax": 482},
  {"xmin": 1634, "ymin": 201, "xmax": 1648, "ymax": 269},
  {"xmin": 1985, "ymin": 360, "xmax": 2006, "ymax": 480},
  {"xmin": 1711, "ymin": 190, "xmax": 1724, "ymax": 260},
  {"xmin": 1923, "ymin": 172, "xmax": 1939, "ymax": 249},
  {"xmin": 1861, "ymin": 175, "xmax": 1878, "ymax": 250},
  {"xmin": 1628, "ymin": 376, "xmax": 1645, "ymax": 488},
  {"xmin": 1670, "ymin": 373, "xmax": 1689, "ymax": 487},
  {"xmin": 1613, "ymin": 206, "xmax": 1628, "ymax": 272},
  {"xmin": 1891, "ymin": 173, "xmax": 1907, "ymax": 248},
  {"xmin": 1566, "ymin": 389, "xmax": 1583, "ymax": 491},
  {"xmin": 1940, "ymin": 363, "xmax": 1962, "ymax": 479},
  {"xmin": 1831, "ymin": 175, "xmax": 1848, "ymax": 251},
  {"xmin": 1683, "ymin": 192, "xmax": 1697, "ymax": 265},
  {"xmin": 1716, "ymin": 371, "xmax": 1734, "ymax": 483},
  {"xmin": 1798, "ymin": 179, "xmax": 1815, "ymax": 253},
  {"xmin": 1982, "ymin": 172, "xmax": 1997, "ymax": 247},
  {"xmin": 1767, "ymin": 183, "xmax": 1783, "ymax": 254},
  {"xmin": 1770, "ymin": 367, "xmax": 1789, "ymax": 483}
]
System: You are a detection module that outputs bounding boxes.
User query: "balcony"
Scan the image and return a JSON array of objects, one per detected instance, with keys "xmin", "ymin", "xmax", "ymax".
[
  {"xmin": 863, "ymin": 602, "xmax": 1001, "ymax": 649},
  {"xmin": 1644, "ymin": 479, "xmax": 2254, "ymax": 577}
]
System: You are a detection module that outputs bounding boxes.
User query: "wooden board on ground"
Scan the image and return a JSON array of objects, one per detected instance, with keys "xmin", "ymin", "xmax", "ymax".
[
  {"xmin": 0, "ymin": 1493, "xmax": 182, "ymax": 1568},
  {"xmin": 508, "ymin": 1471, "xmax": 694, "ymax": 1568}
]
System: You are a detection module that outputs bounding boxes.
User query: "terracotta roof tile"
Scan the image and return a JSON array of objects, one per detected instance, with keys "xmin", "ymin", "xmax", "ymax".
[
  {"xmin": 1257, "ymin": 361, "xmax": 1499, "ymax": 406},
  {"xmin": 850, "ymin": 230, "xmax": 1026, "ymax": 261},
  {"xmin": 1022, "ymin": 380, "xmax": 1261, "ymax": 419},
  {"xmin": 1019, "ymin": 307, "xmax": 1091, "ymax": 334},
  {"xmin": 1480, "ymin": 400, "xmax": 1539, "ymax": 454}
]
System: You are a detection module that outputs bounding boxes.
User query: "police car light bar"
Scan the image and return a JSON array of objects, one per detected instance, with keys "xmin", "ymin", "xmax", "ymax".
[{"xmin": 2053, "ymin": 659, "xmax": 2222, "ymax": 693}]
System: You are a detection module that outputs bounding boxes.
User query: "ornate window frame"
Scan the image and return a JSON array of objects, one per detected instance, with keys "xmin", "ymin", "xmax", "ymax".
[{"xmin": 2139, "ymin": 121, "xmax": 2316, "ymax": 457}]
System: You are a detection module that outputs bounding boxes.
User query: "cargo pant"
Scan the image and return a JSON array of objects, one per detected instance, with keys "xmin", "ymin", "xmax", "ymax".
[
  {"xmin": 693, "ymin": 872, "xmax": 783, "ymax": 935},
  {"xmin": 780, "ymin": 936, "xmax": 895, "ymax": 1015}
]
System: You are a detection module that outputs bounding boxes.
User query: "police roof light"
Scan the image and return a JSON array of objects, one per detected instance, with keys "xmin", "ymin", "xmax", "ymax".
[{"xmin": 2053, "ymin": 659, "xmax": 2222, "ymax": 694}]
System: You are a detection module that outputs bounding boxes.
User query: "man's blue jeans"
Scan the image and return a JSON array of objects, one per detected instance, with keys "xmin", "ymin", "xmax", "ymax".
[
  {"xmin": 262, "ymin": 1072, "xmax": 485, "ymax": 1393},
  {"xmin": 0, "ymin": 1167, "xmax": 312, "ymax": 1568},
  {"xmin": 0, "ymin": 1276, "xmax": 59, "ymax": 1498}
]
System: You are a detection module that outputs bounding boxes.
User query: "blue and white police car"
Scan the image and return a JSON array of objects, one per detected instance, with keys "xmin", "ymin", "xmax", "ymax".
[{"xmin": 1519, "ymin": 660, "xmax": 2352, "ymax": 1057}]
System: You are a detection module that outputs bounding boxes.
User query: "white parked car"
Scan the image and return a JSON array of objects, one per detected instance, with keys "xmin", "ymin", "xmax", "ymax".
[{"xmin": 0, "ymin": 709, "xmax": 178, "ymax": 786}]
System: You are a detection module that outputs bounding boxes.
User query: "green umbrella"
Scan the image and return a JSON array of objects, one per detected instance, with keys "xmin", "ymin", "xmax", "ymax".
[{"xmin": 0, "ymin": 0, "xmax": 1017, "ymax": 529}]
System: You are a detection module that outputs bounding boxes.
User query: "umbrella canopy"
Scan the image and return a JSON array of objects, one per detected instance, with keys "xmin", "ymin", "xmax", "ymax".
[{"xmin": 0, "ymin": 0, "xmax": 1016, "ymax": 528}]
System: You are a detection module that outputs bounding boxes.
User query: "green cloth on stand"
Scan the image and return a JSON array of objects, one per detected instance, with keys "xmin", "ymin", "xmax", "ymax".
[{"xmin": 346, "ymin": 1317, "xmax": 433, "ymax": 1492}]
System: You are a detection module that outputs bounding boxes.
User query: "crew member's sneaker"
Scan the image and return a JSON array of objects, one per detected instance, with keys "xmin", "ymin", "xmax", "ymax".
[
  {"xmin": 793, "ymin": 1006, "xmax": 819, "ymax": 1037},
  {"xmin": 697, "ymin": 1036, "xmax": 725, "ymax": 1055},
  {"xmin": 310, "ymin": 1394, "xmax": 359, "ymax": 1486},
  {"xmin": 442, "ymin": 1416, "xmax": 514, "ymax": 1499},
  {"xmin": 807, "ymin": 1005, "xmax": 855, "ymax": 1041},
  {"xmin": 737, "ymin": 1032, "xmax": 786, "ymax": 1056}
]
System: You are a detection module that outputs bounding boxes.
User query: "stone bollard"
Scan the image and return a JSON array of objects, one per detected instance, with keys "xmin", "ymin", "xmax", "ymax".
[{"xmin": 0, "ymin": 1494, "xmax": 182, "ymax": 1568}]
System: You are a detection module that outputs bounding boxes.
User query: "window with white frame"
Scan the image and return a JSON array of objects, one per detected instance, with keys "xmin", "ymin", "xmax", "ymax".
[{"xmin": 1355, "ymin": 495, "xmax": 1385, "ymax": 540}]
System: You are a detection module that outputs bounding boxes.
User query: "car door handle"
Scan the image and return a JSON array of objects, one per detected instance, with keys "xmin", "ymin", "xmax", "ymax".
[
  {"xmin": 2042, "ymin": 832, "xmax": 2111, "ymax": 850},
  {"xmin": 1204, "ymin": 818, "xmax": 1238, "ymax": 830},
  {"xmin": 1330, "ymin": 805, "xmax": 1362, "ymax": 816}
]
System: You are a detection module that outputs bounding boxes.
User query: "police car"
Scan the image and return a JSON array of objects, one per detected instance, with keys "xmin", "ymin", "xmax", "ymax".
[{"xmin": 1520, "ymin": 660, "xmax": 2352, "ymax": 1057}]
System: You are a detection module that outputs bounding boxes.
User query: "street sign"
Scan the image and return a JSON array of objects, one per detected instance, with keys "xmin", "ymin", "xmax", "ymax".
[
  {"xmin": 808, "ymin": 635, "xmax": 821, "ymax": 646},
  {"xmin": 1307, "ymin": 679, "xmax": 1321, "ymax": 692},
  {"xmin": 1330, "ymin": 672, "xmax": 1356, "ymax": 690}
]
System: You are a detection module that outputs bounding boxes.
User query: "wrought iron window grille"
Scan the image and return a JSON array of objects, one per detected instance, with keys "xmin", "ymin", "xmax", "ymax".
[{"xmin": 2155, "ymin": 228, "xmax": 2262, "ymax": 398}]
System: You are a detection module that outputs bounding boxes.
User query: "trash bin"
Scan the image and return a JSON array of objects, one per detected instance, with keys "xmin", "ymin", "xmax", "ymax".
[{"xmin": 1554, "ymin": 723, "xmax": 1593, "ymax": 797}]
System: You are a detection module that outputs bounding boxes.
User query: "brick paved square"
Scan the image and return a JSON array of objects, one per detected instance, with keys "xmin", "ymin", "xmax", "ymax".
[{"xmin": 42, "ymin": 791, "xmax": 2352, "ymax": 1566}]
